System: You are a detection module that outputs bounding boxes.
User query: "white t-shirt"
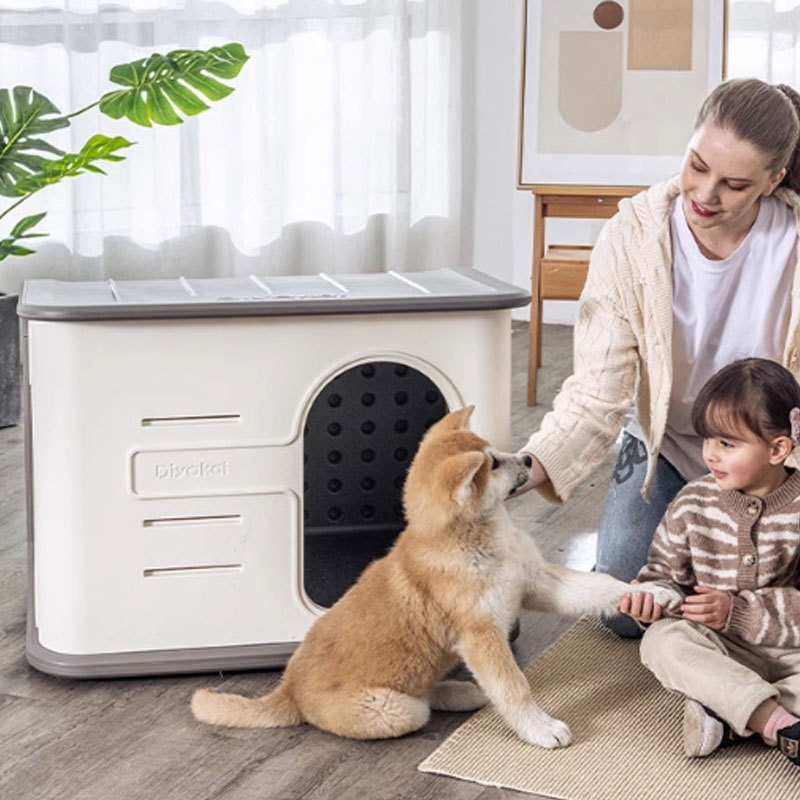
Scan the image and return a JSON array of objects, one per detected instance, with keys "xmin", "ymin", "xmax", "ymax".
[{"xmin": 628, "ymin": 195, "xmax": 797, "ymax": 480}]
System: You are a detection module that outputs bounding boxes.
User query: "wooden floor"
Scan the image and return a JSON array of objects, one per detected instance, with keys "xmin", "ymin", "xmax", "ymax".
[{"xmin": 0, "ymin": 322, "xmax": 618, "ymax": 800}]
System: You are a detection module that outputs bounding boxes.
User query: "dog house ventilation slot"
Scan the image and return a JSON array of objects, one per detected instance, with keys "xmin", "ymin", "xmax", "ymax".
[
  {"xmin": 303, "ymin": 360, "xmax": 448, "ymax": 608},
  {"xmin": 143, "ymin": 564, "xmax": 243, "ymax": 578},
  {"xmin": 141, "ymin": 414, "xmax": 242, "ymax": 426},
  {"xmin": 142, "ymin": 514, "xmax": 243, "ymax": 528}
]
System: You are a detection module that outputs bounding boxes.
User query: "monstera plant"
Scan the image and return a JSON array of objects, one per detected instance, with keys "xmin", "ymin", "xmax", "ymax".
[
  {"xmin": 0, "ymin": 42, "xmax": 248, "ymax": 261},
  {"xmin": 0, "ymin": 42, "xmax": 248, "ymax": 428}
]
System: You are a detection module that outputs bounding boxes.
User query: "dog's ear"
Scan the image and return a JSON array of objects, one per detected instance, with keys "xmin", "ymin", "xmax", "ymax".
[
  {"xmin": 428, "ymin": 406, "xmax": 474, "ymax": 437},
  {"xmin": 440, "ymin": 450, "xmax": 486, "ymax": 505}
]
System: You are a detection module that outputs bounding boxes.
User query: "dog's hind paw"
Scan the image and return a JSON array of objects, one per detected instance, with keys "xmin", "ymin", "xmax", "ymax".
[{"xmin": 520, "ymin": 713, "xmax": 572, "ymax": 749}]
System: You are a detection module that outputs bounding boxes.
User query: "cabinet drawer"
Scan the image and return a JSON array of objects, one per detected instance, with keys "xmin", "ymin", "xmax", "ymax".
[{"xmin": 541, "ymin": 245, "xmax": 591, "ymax": 300}]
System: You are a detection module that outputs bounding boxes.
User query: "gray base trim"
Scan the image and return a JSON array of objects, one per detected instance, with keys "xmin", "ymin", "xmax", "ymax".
[{"xmin": 26, "ymin": 621, "xmax": 297, "ymax": 679}]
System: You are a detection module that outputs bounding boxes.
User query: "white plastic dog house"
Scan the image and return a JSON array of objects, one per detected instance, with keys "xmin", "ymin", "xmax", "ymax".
[{"xmin": 18, "ymin": 268, "xmax": 529, "ymax": 677}]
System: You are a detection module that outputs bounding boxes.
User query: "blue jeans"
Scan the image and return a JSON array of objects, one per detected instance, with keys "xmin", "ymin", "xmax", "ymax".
[{"xmin": 596, "ymin": 432, "xmax": 686, "ymax": 638}]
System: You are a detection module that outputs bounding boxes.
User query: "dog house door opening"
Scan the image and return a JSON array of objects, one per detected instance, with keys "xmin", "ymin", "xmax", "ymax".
[{"xmin": 303, "ymin": 361, "xmax": 448, "ymax": 608}]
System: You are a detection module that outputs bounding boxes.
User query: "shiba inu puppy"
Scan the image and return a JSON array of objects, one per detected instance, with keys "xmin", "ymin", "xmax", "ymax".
[{"xmin": 192, "ymin": 407, "xmax": 680, "ymax": 747}]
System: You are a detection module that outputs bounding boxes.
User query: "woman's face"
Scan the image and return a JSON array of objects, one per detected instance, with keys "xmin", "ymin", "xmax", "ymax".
[{"xmin": 679, "ymin": 121, "xmax": 786, "ymax": 235}]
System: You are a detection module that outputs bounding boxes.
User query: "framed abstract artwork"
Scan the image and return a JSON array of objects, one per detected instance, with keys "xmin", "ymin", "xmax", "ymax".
[{"xmin": 518, "ymin": 0, "xmax": 727, "ymax": 187}]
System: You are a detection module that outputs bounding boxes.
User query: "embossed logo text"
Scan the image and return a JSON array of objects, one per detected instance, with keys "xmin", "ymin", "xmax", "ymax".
[{"xmin": 154, "ymin": 460, "xmax": 230, "ymax": 480}]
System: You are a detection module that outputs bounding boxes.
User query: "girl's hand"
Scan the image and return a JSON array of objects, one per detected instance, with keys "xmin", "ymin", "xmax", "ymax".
[
  {"xmin": 681, "ymin": 586, "xmax": 732, "ymax": 630},
  {"xmin": 620, "ymin": 580, "xmax": 665, "ymax": 624}
]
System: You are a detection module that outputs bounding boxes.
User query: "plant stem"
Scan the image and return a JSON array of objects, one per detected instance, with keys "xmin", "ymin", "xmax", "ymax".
[
  {"xmin": 0, "ymin": 194, "xmax": 32, "ymax": 224},
  {"xmin": 65, "ymin": 99, "xmax": 101, "ymax": 120}
]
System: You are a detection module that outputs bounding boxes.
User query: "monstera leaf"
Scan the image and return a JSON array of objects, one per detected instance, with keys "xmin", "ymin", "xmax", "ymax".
[
  {"xmin": 99, "ymin": 43, "xmax": 249, "ymax": 126},
  {"xmin": 0, "ymin": 87, "xmax": 69, "ymax": 198},
  {"xmin": 14, "ymin": 134, "xmax": 133, "ymax": 194},
  {"xmin": 0, "ymin": 212, "xmax": 47, "ymax": 261}
]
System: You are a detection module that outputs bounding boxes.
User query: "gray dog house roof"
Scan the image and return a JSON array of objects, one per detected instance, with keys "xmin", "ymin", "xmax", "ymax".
[{"xmin": 18, "ymin": 268, "xmax": 531, "ymax": 321}]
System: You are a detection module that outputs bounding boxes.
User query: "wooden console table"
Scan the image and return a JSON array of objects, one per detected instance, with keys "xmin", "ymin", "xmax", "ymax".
[{"xmin": 527, "ymin": 184, "xmax": 643, "ymax": 405}]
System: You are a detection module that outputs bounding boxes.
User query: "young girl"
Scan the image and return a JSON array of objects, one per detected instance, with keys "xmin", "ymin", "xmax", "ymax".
[{"xmin": 621, "ymin": 358, "xmax": 800, "ymax": 765}]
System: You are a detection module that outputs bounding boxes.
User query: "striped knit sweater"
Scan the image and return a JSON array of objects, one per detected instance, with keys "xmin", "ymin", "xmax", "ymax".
[{"xmin": 638, "ymin": 470, "xmax": 800, "ymax": 647}]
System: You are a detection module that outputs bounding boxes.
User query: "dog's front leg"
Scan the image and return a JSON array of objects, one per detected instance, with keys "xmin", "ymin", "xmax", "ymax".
[
  {"xmin": 456, "ymin": 623, "xmax": 571, "ymax": 749},
  {"xmin": 524, "ymin": 562, "xmax": 681, "ymax": 617}
]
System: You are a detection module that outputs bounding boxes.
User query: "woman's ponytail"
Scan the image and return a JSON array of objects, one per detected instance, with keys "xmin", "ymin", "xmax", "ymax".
[{"xmin": 777, "ymin": 83, "xmax": 800, "ymax": 193}]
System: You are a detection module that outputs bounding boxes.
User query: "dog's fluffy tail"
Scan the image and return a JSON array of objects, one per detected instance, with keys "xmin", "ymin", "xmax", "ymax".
[{"xmin": 191, "ymin": 683, "xmax": 302, "ymax": 729}]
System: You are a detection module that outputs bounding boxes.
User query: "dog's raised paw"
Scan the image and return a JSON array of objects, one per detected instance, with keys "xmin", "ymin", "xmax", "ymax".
[
  {"xmin": 638, "ymin": 582, "xmax": 683, "ymax": 611},
  {"xmin": 521, "ymin": 714, "xmax": 572, "ymax": 749}
]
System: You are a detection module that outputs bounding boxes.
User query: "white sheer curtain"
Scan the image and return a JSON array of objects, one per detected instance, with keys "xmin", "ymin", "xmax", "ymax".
[
  {"xmin": 0, "ymin": 0, "xmax": 461, "ymax": 293},
  {"xmin": 727, "ymin": 0, "xmax": 800, "ymax": 80}
]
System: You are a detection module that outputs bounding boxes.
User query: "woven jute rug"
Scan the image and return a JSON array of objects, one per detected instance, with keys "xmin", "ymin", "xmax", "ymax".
[{"xmin": 419, "ymin": 617, "xmax": 798, "ymax": 799}]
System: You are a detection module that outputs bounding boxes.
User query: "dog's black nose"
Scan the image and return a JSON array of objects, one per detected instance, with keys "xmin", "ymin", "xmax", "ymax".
[{"xmin": 522, "ymin": 455, "xmax": 532, "ymax": 468}]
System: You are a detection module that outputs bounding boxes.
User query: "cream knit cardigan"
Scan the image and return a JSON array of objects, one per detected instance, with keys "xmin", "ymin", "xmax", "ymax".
[{"xmin": 524, "ymin": 177, "xmax": 800, "ymax": 503}]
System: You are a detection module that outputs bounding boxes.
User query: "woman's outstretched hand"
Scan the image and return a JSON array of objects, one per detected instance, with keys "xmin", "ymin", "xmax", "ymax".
[{"xmin": 510, "ymin": 452, "xmax": 548, "ymax": 496}]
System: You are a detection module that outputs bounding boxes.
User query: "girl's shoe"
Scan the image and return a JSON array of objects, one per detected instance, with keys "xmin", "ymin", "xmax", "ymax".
[
  {"xmin": 682, "ymin": 699, "xmax": 743, "ymax": 757},
  {"xmin": 777, "ymin": 721, "xmax": 800, "ymax": 766}
]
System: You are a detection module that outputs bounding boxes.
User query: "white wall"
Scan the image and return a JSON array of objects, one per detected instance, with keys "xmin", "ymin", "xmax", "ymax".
[{"xmin": 463, "ymin": 0, "xmax": 605, "ymax": 325}]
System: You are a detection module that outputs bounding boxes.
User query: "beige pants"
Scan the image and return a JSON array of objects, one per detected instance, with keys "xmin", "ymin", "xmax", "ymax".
[{"xmin": 640, "ymin": 618, "xmax": 800, "ymax": 736}]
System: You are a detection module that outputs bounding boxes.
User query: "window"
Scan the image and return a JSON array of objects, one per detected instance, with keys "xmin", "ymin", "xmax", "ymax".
[{"xmin": 0, "ymin": 0, "xmax": 461, "ymax": 283}]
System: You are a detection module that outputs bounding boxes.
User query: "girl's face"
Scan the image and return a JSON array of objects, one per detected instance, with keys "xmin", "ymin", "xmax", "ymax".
[
  {"xmin": 679, "ymin": 122, "xmax": 785, "ymax": 235},
  {"xmin": 702, "ymin": 423, "xmax": 790, "ymax": 497}
]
